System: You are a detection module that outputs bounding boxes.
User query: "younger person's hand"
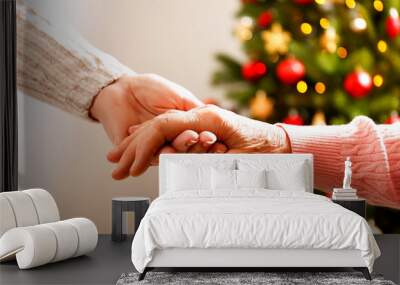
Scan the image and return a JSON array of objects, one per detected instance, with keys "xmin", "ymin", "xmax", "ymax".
[{"xmin": 90, "ymin": 74, "xmax": 203, "ymax": 145}]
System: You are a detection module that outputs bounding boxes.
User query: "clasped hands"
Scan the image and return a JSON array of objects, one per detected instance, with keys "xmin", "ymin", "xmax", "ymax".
[{"xmin": 90, "ymin": 74, "xmax": 291, "ymax": 180}]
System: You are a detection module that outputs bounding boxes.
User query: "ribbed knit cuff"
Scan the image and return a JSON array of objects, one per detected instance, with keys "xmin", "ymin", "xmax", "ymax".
[
  {"xmin": 69, "ymin": 59, "xmax": 136, "ymax": 120},
  {"xmin": 276, "ymin": 123, "xmax": 346, "ymax": 191}
]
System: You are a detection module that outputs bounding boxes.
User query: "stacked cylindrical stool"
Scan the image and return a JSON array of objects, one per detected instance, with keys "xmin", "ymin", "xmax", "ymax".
[{"xmin": 0, "ymin": 189, "xmax": 98, "ymax": 269}]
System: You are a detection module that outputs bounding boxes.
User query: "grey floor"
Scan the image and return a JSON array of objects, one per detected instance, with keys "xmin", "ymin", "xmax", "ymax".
[
  {"xmin": 1, "ymin": 235, "xmax": 399, "ymax": 285},
  {"xmin": 0, "ymin": 235, "xmax": 134, "ymax": 285}
]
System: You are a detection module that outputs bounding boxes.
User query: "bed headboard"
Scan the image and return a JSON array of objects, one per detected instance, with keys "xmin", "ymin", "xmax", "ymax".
[{"xmin": 159, "ymin": 154, "xmax": 314, "ymax": 195}]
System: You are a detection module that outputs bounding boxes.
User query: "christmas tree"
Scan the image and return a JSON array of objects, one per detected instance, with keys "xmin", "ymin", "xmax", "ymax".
[
  {"xmin": 212, "ymin": 0, "xmax": 400, "ymax": 233},
  {"xmin": 213, "ymin": 0, "xmax": 400, "ymax": 125}
]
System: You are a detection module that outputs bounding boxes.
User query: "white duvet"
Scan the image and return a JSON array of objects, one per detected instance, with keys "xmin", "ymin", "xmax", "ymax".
[{"xmin": 131, "ymin": 190, "xmax": 380, "ymax": 273}]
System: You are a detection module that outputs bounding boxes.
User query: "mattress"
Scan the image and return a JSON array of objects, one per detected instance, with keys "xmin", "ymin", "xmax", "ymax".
[{"xmin": 131, "ymin": 190, "xmax": 380, "ymax": 273}]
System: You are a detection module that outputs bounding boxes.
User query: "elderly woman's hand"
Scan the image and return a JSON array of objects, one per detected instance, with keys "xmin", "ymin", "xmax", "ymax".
[{"xmin": 107, "ymin": 105, "xmax": 291, "ymax": 179}]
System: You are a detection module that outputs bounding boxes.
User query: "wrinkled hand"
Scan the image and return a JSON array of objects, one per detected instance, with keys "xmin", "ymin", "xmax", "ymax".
[
  {"xmin": 89, "ymin": 74, "xmax": 226, "ymax": 155},
  {"xmin": 108, "ymin": 105, "xmax": 291, "ymax": 179}
]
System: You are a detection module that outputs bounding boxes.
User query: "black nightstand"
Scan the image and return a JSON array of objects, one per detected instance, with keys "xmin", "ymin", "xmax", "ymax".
[
  {"xmin": 332, "ymin": 199, "xmax": 366, "ymax": 218},
  {"xmin": 112, "ymin": 197, "xmax": 150, "ymax": 242}
]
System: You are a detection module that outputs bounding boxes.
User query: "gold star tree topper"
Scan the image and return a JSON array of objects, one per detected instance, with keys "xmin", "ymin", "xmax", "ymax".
[{"xmin": 261, "ymin": 23, "xmax": 291, "ymax": 56}]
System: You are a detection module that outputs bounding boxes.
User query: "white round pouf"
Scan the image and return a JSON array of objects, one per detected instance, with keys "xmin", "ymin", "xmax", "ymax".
[{"xmin": 0, "ymin": 189, "xmax": 98, "ymax": 269}]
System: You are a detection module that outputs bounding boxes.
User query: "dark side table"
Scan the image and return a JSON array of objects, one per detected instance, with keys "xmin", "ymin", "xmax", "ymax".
[
  {"xmin": 112, "ymin": 197, "xmax": 150, "ymax": 242},
  {"xmin": 332, "ymin": 198, "xmax": 366, "ymax": 218}
]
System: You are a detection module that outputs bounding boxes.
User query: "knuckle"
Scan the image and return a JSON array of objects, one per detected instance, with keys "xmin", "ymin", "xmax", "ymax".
[
  {"xmin": 199, "ymin": 105, "xmax": 224, "ymax": 124},
  {"xmin": 153, "ymin": 114, "xmax": 170, "ymax": 131}
]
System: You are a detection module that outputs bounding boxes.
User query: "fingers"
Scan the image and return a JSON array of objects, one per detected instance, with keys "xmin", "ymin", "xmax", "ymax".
[
  {"xmin": 150, "ymin": 145, "xmax": 176, "ymax": 166},
  {"xmin": 128, "ymin": 112, "xmax": 198, "ymax": 176},
  {"xmin": 188, "ymin": 131, "xmax": 217, "ymax": 153},
  {"xmin": 208, "ymin": 142, "xmax": 228, "ymax": 153},
  {"xmin": 171, "ymin": 130, "xmax": 199, "ymax": 152},
  {"xmin": 112, "ymin": 142, "xmax": 137, "ymax": 180},
  {"xmin": 130, "ymin": 127, "xmax": 166, "ymax": 176},
  {"xmin": 107, "ymin": 134, "xmax": 133, "ymax": 163},
  {"xmin": 110, "ymin": 106, "xmax": 226, "ymax": 177},
  {"xmin": 199, "ymin": 131, "xmax": 217, "ymax": 146},
  {"xmin": 161, "ymin": 77, "xmax": 204, "ymax": 110},
  {"xmin": 128, "ymin": 125, "xmax": 140, "ymax": 134}
]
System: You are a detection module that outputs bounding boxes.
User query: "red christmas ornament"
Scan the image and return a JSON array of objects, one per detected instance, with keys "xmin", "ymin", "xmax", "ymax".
[
  {"xmin": 276, "ymin": 58, "xmax": 306, "ymax": 85},
  {"xmin": 386, "ymin": 8, "xmax": 400, "ymax": 39},
  {"xmin": 257, "ymin": 11, "xmax": 273, "ymax": 28},
  {"xmin": 283, "ymin": 111, "xmax": 304, "ymax": 125},
  {"xmin": 385, "ymin": 111, "xmax": 400, "ymax": 124},
  {"xmin": 242, "ymin": 61, "xmax": 267, "ymax": 81},
  {"xmin": 344, "ymin": 71, "xmax": 372, "ymax": 98},
  {"xmin": 294, "ymin": 0, "xmax": 314, "ymax": 4}
]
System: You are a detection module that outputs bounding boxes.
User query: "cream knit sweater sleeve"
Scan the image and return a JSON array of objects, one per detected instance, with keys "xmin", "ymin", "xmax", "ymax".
[{"xmin": 16, "ymin": 1, "xmax": 135, "ymax": 118}]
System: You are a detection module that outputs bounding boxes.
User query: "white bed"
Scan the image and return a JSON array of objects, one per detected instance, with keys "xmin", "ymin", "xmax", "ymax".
[{"xmin": 131, "ymin": 154, "xmax": 380, "ymax": 280}]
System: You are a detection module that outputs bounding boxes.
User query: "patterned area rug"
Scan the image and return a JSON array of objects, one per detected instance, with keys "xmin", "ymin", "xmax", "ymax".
[{"xmin": 117, "ymin": 271, "xmax": 395, "ymax": 285}]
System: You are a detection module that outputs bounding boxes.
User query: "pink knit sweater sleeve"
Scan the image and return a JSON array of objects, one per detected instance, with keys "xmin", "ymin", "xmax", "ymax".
[{"xmin": 278, "ymin": 116, "xmax": 400, "ymax": 209}]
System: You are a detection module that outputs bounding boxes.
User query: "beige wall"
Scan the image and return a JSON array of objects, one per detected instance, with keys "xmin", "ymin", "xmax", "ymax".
[{"xmin": 18, "ymin": 0, "xmax": 241, "ymax": 233}]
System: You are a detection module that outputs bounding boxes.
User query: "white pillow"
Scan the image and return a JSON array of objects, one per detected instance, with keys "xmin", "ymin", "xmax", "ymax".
[
  {"xmin": 236, "ymin": 169, "xmax": 267, "ymax": 189},
  {"xmin": 238, "ymin": 159, "xmax": 308, "ymax": 191},
  {"xmin": 266, "ymin": 162, "xmax": 307, "ymax": 191},
  {"xmin": 211, "ymin": 168, "xmax": 236, "ymax": 190},
  {"xmin": 212, "ymin": 169, "xmax": 268, "ymax": 190},
  {"xmin": 167, "ymin": 163, "xmax": 211, "ymax": 191}
]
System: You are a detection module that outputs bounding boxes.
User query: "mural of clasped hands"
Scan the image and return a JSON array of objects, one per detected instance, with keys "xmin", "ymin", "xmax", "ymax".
[{"xmin": 90, "ymin": 72, "xmax": 291, "ymax": 180}]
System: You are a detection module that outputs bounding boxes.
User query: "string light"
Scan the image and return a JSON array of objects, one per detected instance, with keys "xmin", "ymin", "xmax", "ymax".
[
  {"xmin": 235, "ymin": 26, "xmax": 253, "ymax": 41},
  {"xmin": 315, "ymin": 0, "xmax": 325, "ymax": 4},
  {"xmin": 300, "ymin": 23, "xmax": 313, "ymax": 35},
  {"xmin": 345, "ymin": 0, "xmax": 356, "ymax": 9},
  {"xmin": 320, "ymin": 18, "xmax": 330, "ymax": 29},
  {"xmin": 373, "ymin": 75, "xmax": 384, "ymax": 87},
  {"xmin": 235, "ymin": 16, "xmax": 254, "ymax": 42},
  {"xmin": 351, "ymin": 17, "xmax": 367, "ymax": 31},
  {"xmin": 337, "ymin": 47, "xmax": 348, "ymax": 58},
  {"xmin": 377, "ymin": 40, "xmax": 387, "ymax": 53},
  {"xmin": 240, "ymin": 16, "xmax": 254, "ymax": 28},
  {"xmin": 315, "ymin": 82, "xmax": 326, "ymax": 94},
  {"xmin": 312, "ymin": 111, "xmax": 326, "ymax": 125},
  {"xmin": 297, "ymin": 81, "xmax": 308, "ymax": 93},
  {"xmin": 320, "ymin": 28, "xmax": 338, "ymax": 53},
  {"xmin": 389, "ymin": 7, "xmax": 399, "ymax": 18},
  {"xmin": 373, "ymin": 0, "xmax": 384, "ymax": 12}
]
